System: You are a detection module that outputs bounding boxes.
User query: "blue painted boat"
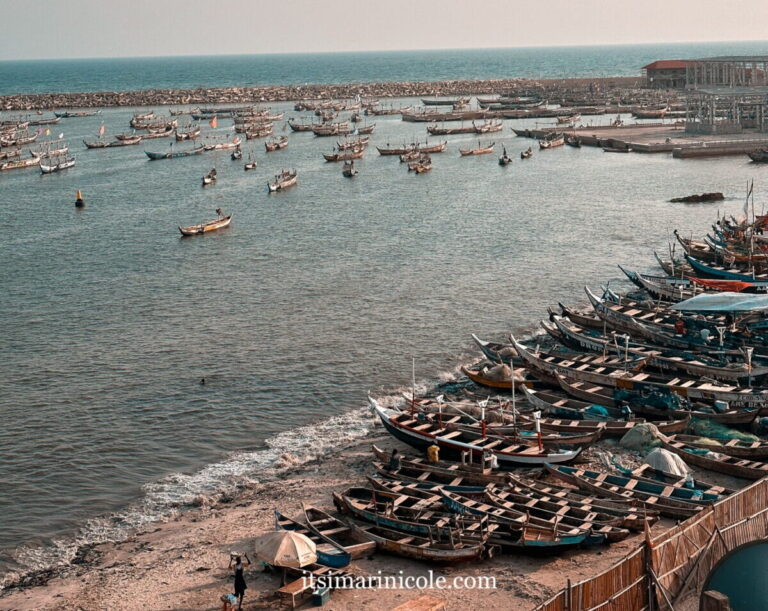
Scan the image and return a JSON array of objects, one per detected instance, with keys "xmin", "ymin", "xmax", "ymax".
[
  {"xmin": 145, "ymin": 144, "xmax": 205, "ymax": 160},
  {"xmin": 685, "ymin": 255, "xmax": 768, "ymax": 282},
  {"xmin": 274, "ymin": 509, "xmax": 352, "ymax": 568}
]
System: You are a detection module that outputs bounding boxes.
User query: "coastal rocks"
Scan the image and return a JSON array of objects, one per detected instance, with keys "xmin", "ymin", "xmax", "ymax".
[
  {"xmin": 0, "ymin": 76, "xmax": 640, "ymax": 111},
  {"xmin": 669, "ymin": 192, "xmax": 725, "ymax": 203}
]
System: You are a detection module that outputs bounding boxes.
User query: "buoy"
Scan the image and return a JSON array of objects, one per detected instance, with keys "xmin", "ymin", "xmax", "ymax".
[{"xmin": 75, "ymin": 189, "xmax": 85, "ymax": 208}]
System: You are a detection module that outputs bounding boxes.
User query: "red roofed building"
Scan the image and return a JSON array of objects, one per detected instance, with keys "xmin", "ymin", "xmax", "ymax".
[{"xmin": 643, "ymin": 60, "xmax": 690, "ymax": 89}]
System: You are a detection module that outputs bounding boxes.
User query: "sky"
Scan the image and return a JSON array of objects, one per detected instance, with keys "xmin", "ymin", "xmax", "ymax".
[{"xmin": 2, "ymin": 0, "xmax": 768, "ymax": 61}]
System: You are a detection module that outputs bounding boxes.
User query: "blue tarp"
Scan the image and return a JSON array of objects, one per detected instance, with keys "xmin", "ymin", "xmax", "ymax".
[{"xmin": 671, "ymin": 292, "xmax": 768, "ymax": 312}]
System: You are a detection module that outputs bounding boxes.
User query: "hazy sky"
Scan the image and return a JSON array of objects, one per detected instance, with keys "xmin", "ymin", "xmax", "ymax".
[{"xmin": 2, "ymin": 0, "xmax": 768, "ymax": 60}]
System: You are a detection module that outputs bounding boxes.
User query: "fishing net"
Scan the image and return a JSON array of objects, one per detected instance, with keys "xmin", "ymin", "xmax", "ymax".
[
  {"xmin": 644, "ymin": 448, "xmax": 691, "ymax": 477},
  {"xmin": 689, "ymin": 418, "xmax": 760, "ymax": 443},
  {"xmin": 620, "ymin": 423, "xmax": 662, "ymax": 452}
]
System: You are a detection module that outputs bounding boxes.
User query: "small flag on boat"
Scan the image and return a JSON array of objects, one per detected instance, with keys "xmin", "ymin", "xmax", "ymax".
[
  {"xmin": 209, "ymin": 116, "xmax": 218, "ymax": 129},
  {"xmin": 98, "ymin": 124, "xmax": 105, "ymax": 136}
]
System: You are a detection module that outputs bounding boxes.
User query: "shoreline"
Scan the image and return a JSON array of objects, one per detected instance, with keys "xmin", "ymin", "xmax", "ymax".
[
  {"xmin": 0, "ymin": 76, "xmax": 641, "ymax": 111},
  {"xmin": 0, "ymin": 428, "xmax": 654, "ymax": 610}
]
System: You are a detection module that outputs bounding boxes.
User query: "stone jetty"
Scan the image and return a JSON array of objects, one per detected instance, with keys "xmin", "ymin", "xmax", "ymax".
[{"xmin": 0, "ymin": 76, "xmax": 639, "ymax": 111}]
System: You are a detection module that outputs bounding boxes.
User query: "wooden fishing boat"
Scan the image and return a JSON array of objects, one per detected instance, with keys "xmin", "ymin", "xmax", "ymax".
[
  {"xmin": 485, "ymin": 487, "xmax": 630, "ymax": 543},
  {"xmin": 659, "ymin": 436, "xmax": 768, "ymax": 479},
  {"xmin": 84, "ymin": 136, "xmax": 142, "ymax": 148},
  {"xmin": 459, "ymin": 141, "xmax": 494, "ymax": 156},
  {"xmin": 40, "ymin": 154, "xmax": 75, "ymax": 174},
  {"xmin": 554, "ymin": 302, "xmax": 604, "ymax": 329},
  {"xmin": 244, "ymin": 157, "xmax": 258, "ymax": 171},
  {"xmin": 557, "ymin": 113, "xmax": 581, "ymax": 124},
  {"xmin": 178, "ymin": 211, "xmax": 231, "ymax": 236},
  {"xmin": 627, "ymin": 464, "xmax": 734, "ymax": 497},
  {"xmin": 0, "ymin": 153, "xmax": 40, "ymax": 171},
  {"xmin": 371, "ymin": 445, "xmax": 508, "ymax": 486},
  {"xmin": 421, "ymin": 98, "xmax": 462, "ymax": 106},
  {"xmin": 512, "ymin": 335, "xmax": 768, "ymax": 409},
  {"xmin": 201, "ymin": 168, "xmax": 217, "ymax": 187},
  {"xmin": 204, "ymin": 136, "xmax": 242, "ymax": 151},
  {"xmin": 470, "ymin": 334, "xmax": 521, "ymax": 364},
  {"xmin": 323, "ymin": 147, "xmax": 364, "ymax": 162},
  {"xmin": 267, "ymin": 169, "xmax": 298, "ymax": 192},
  {"xmin": 520, "ymin": 147, "xmax": 533, "ymax": 159},
  {"xmin": 275, "ymin": 509, "xmax": 352, "ymax": 568},
  {"xmin": 264, "ymin": 136, "xmax": 289, "ymax": 152},
  {"xmin": 356, "ymin": 123, "xmax": 376, "ymax": 134},
  {"xmin": 245, "ymin": 125, "xmax": 274, "ymax": 139},
  {"xmin": 341, "ymin": 160, "xmax": 358, "ymax": 177},
  {"xmin": 474, "ymin": 120, "xmax": 503, "ymax": 134},
  {"xmin": 359, "ymin": 480, "xmax": 589, "ymax": 553},
  {"xmin": 427, "ymin": 123, "xmax": 476, "ymax": 135},
  {"xmin": 547, "ymin": 315, "xmax": 765, "ymax": 383},
  {"xmin": 145, "ymin": 144, "xmax": 204, "ymax": 160},
  {"xmin": 287, "ymin": 118, "xmax": 314, "ymax": 132},
  {"xmin": 545, "ymin": 465, "xmax": 710, "ymax": 519},
  {"xmin": 539, "ymin": 133, "xmax": 564, "ymax": 149},
  {"xmin": 632, "ymin": 107, "xmax": 667, "ymax": 119},
  {"xmin": 460, "ymin": 364, "xmax": 533, "ymax": 391},
  {"xmin": 439, "ymin": 490, "xmax": 599, "ymax": 547},
  {"xmin": 498, "ymin": 146, "xmax": 512, "ymax": 166},
  {"xmin": 175, "ymin": 125, "xmax": 201, "ymax": 141},
  {"xmin": 367, "ymin": 106, "xmax": 411, "ymax": 116},
  {"xmin": 505, "ymin": 473, "xmax": 658, "ymax": 532},
  {"xmin": 0, "ymin": 148, "xmax": 21, "ymax": 161},
  {"xmin": 685, "ymin": 254, "xmax": 768, "ymax": 282},
  {"xmin": 418, "ymin": 141, "xmax": 448, "ymax": 154},
  {"xmin": 301, "ymin": 505, "xmax": 376, "ymax": 559},
  {"xmin": 312, "ymin": 122, "xmax": 351, "ymax": 136},
  {"xmin": 555, "ymin": 374, "xmax": 761, "ymax": 425},
  {"xmin": 231, "ymin": 148, "xmax": 242, "ymax": 161},
  {"xmin": 336, "ymin": 136, "xmax": 370, "ymax": 150},
  {"xmin": 0, "ymin": 131, "xmax": 39, "ymax": 147},
  {"xmin": 27, "ymin": 115, "xmax": 61, "ymax": 126},
  {"xmin": 54, "ymin": 110, "xmax": 101, "ymax": 118},
  {"xmin": 664, "ymin": 434, "xmax": 768, "ymax": 460},
  {"xmin": 369, "ymin": 397, "xmax": 581, "ymax": 467},
  {"xmin": 347, "ymin": 522, "xmax": 487, "ymax": 563},
  {"xmin": 141, "ymin": 126, "xmax": 175, "ymax": 140},
  {"xmin": 522, "ymin": 386, "xmax": 689, "ymax": 434},
  {"xmin": 372, "ymin": 461, "xmax": 489, "ymax": 494},
  {"xmin": 377, "ymin": 143, "xmax": 416, "ymax": 156}
]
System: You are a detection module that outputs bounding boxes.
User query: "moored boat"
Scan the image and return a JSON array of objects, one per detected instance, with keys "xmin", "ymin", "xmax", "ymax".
[{"xmin": 267, "ymin": 169, "xmax": 298, "ymax": 192}]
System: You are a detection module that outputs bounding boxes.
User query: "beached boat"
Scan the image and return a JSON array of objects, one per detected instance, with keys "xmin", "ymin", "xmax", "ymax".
[
  {"xmin": 40, "ymin": 154, "xmax": 76, "ymax": 174},
  {"xmin": 512, "ymin": 334, "xmax": 768, "ymax": 409},
  {"xmin": 275, "ymin": 509, "xmax": 351, "ymax": 568},
  {"xmin": 555, "ymin": 374, "xmax": 760, "ymax": 425},
  {"xmin": 658, "ymin": 436, "xmax": 768, "ymax": 480},
  {"xmin": 346, "ymin": 522, "xmax": 487, "ymax": 563},
  {"xmin": 264, "ymin": 136, "xmax": 289, "ymax": 152},
  {"xmin": 178, "ymin": 209, "xmax": 231, "ymax": 236},
  {"xmin": 369, "ymin": 397, "xmax": 581, "ymax": 467},
  {"xmin": 545, "ymin": 465, "xmax": 710, "ymax": 519},
  {"xmin": 664, "ymin": 433, "xmax": 768, "ymax": 460},
  {"xmin": 145, "ymin": 145, "xmax": 205, "ymax": 160},
  {"xmin": 267, "ymin": 169, "xmax": 298, "ymax": 192},
  {"xmin": 459, "ymin": 141, "xmax": 494, "ymax": 156}
]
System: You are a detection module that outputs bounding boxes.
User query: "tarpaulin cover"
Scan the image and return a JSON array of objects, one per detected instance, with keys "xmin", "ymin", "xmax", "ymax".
[{"xmin": 671, "ymin": 292, "xmax": 768, "ymax": 312}]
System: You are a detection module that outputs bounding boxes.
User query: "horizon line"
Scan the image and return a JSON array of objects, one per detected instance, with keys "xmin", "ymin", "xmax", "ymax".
[{"xmin": 2, "ymin": 39, "xmax": 767, "ymax": 64}]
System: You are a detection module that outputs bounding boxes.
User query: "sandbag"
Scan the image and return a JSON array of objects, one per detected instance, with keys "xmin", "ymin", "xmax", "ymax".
[
  {"xmin": 643, "ymin": 448, "xmax": 690, "ymax": 477},
  {"xmin": 620, "ymin": 423, "xmax": 661, "ymax": 452}
]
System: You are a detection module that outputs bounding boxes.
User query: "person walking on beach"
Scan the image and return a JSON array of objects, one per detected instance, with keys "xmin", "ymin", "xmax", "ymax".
[{"xmin": 229, "ymin": 553, "xmax": 251, "ymax": 610}]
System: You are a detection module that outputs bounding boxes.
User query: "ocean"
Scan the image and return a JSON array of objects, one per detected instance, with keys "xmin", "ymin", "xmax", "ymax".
[
  {"xmin": 1, "ymin": 41, "xmax": 768, "ymax": 95},
  {"xmin": 1, "ymin": 42, "xmax": 767, "ymax": 585}
]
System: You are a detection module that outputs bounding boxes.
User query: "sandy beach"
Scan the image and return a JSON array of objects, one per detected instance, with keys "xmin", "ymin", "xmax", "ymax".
[{"xmin": 1, "ymin": 427, "xmax": 663, "ymax": 611}]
